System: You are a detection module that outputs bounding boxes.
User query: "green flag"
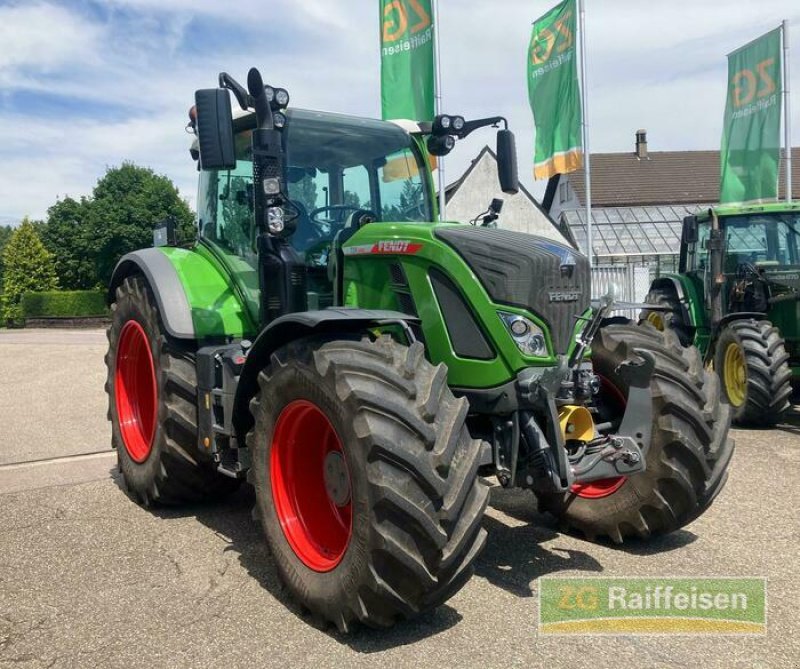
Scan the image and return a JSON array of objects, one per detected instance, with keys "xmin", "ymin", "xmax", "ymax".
[
  {"xmin": 720, "ymin": 27, "xmax": 783, "ymax": 204},
  {"xmin": 528, "ymin": 0, "xmax": 582, "ymax": 180},
  {"xmin": 380, "ymin": 0, "xmax": 435, "ymax": 121}
]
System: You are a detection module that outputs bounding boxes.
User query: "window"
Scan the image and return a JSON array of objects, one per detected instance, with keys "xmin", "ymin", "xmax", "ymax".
[
  {"xmin": 282, "ymin": 109, "xmax": 431, "ymax": 258},
  {"xmin": 723, "ymin": 214, "xmax": 800, "ymax": 270},
  {"xmin": 197, "ymin": 132, "xmax": 257, "ymax": 267},
  {"xmin": 559, "ymin": 182, "xmax": 568, "ymax": 203},
  {"xmin": 684, "ymin": 220, "xmax": 711, "ymax": 272}
]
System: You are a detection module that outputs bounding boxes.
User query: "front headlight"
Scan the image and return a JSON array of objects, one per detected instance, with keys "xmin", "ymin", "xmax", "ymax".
[{"xmin": 499, "ymin": 311, "xmax": 548, "ymax": 357}]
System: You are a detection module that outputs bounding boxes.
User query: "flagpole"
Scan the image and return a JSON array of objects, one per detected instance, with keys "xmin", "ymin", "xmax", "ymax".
[
  {"xmin": 783, "ymin": 19, "xmax": 792, "ymax": 202},
  {"xmin": 579, "ymin": 0, "xmax": 592, "ymax": 266},
  {"xmin": 433, "ymin": 0, "xmax": 446, "ymax": 221}
]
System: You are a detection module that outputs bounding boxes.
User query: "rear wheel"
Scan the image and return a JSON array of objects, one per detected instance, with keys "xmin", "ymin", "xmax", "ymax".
[
  {"xmin": 715, "ymin": 319, "xmax": 792, "ymax": 427},
  {"xmin": 640, "ymin": 287, "xmax": 692, "ymax": 346},
  {"xmin": 247, "ymin": 335, "xmax": 489, "ymax": 631},
  {"xmin": 537, "ymin": 321, "xmax": 734, "ymax": 543},
  {"xmin": 106, "ymin": 275, "xmax": 239, "ymax": 505}
]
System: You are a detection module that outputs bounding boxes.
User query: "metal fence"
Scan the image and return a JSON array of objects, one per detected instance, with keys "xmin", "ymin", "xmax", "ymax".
[{"xmin": 591, "ymin": 264, "xmax": 651, "ymax": 319}]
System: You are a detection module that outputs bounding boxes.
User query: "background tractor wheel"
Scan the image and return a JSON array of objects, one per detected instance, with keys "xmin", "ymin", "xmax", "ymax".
[
  {"xmin": 247, "ymin": 335, "xmax": 489, "ymax": 632},
  {"xmin": 537, "ymin": 321, "xmax": 733, "ymax": 543},
  {"xmin": 106, "ymin": 275, "xmax": 239, "ymax": 505},
  {"xmin": 715, "ymin": 319, "xmax": 792, "ymax": 427},
  {"xmin": 639, "ymin": 287, "xmax": 692, "ymax": 346}
]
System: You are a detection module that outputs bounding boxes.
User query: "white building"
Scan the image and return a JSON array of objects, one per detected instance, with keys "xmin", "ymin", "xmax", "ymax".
[{"xmin": 443, "ymin": 146, "xmax": 571, "ymax": 245}]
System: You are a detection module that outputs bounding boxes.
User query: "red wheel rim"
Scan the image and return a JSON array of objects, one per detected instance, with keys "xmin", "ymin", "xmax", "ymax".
[
  {"xmin": 570, "ymin": 375, "xmax": 627, "ymax": 499},
  {"xmin": 270, "ymin": 400, "xmax": 352, "ymax": 572},
  {"xmin": 115, "ymin": 320, "xmax": 158, "ymax": 463}
]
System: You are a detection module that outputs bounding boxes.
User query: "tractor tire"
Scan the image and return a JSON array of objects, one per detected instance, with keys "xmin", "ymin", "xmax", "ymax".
[
  {"xmin": 246, "ymin": 335, "xmax": 489, "ymax": 632},
  {"xmin": 715, "ymin": 319, "xmax": 792, "ymax": 427},
  {"xmin": 106, "ymin": 275, "xmax": 239, "ymax": 505},
  {"xmin": 640, "ymin": 287, "xmax": 692, "ymax": 346},
  {"xmin": 537, "ymin": 321, "xmax": 734, "ymax": 543}
]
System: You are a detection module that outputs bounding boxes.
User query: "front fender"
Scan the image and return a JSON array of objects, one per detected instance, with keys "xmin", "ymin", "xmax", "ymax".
[
  {"xmin": 232, "ymin": 309, "xmax": 418, "ymax": 440},
  {"xmin": 650, "ymin": 274, "xmax": 698, "ymax": 327}
]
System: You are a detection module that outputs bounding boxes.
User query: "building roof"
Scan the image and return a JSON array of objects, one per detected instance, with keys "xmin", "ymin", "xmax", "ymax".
[
  {"xmin": 562, "ymin": 204, "xmax": 705, "ymax": 258},
  {"xmin": 566, "ymin": 147, "xmax": 800, "ymax": 207},
  {"xmin": 442, "ymin": 145, "xmax": 551, "ymax": 219}
]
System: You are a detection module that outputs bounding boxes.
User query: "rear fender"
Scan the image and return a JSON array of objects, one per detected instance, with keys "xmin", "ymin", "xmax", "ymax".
[
  {"xmin": 108, "ymin": 247, "xmax": 255, "ymax": 340},
  {"xmin": 108, "ymin": 249, "xmax": 195, "ymax": 338}
]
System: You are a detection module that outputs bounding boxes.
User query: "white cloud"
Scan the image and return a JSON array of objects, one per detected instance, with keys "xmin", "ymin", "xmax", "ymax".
[
  {"xmin": 0, "ymin": 0, "xmax": 798, "ymax": 222},
  {"xmin": 0, "ymin": 3, "xmax": 102, "ymax": 74}
]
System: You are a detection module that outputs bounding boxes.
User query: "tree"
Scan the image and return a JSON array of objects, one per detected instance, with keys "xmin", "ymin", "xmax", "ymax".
[
  {"xmin": 1, "ymin": 218, "xmax": 58, "ymax": 323},
  {"xmin": 86, "ymin": 163, "xmax": 195, "ymax": 286},
  {"xmin": 0, "ymin": 224, "xmax": 13, "ymax": 292},
  {"xmin": 41, "ymin": 197, "xmax": 96, "ymax": 290},
  {"xmin": 292, "ymin": 173, "xmax": 318, "ymax": 212}
]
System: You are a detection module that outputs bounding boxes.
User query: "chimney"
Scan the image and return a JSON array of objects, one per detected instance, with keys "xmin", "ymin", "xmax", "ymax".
[{"xmin": 635, "ymin": 129, "xmax": 648, "ymax": 159}]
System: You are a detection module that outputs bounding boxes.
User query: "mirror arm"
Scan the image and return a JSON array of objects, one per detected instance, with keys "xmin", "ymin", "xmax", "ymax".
[
  {"xmin": 455, "ymin": 116, "xmax": 508, "ymax": 139},
  {"xmin": 218, "ymin": 72, "xmax": 252, "ymax": 111}
]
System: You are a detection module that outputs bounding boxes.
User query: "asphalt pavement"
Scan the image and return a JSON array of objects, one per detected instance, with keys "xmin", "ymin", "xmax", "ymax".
[{"xmin": 0, "ymin": 328, "xmax": 798, "ymax": 669}]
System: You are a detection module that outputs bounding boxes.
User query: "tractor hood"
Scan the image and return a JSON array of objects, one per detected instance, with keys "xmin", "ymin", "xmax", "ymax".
[{"xmin": 435, "ymin": 226, "xmax": 590, "ymax": 354}]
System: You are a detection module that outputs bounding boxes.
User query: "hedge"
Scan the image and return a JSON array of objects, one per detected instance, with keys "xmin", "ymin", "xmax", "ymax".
[{"xmin": 22, "ymin": 290, "xmax": 108, "ymax": 319}]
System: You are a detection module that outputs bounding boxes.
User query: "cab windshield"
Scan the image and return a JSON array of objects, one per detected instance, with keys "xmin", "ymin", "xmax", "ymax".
[
  {"xmin": 282, "ymin": 109, "xmax": 432, "ymax": 257},
  {"xmin": 723, "ymin": 213, "xmax": 800, "ymax": 270},
  {"xmin": 199, "ymin": 110, "xmax": 432, "ymax": 259}
]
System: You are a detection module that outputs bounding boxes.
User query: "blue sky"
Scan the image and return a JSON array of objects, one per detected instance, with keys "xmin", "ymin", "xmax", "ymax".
[{"xmin": 0, "ymin": 0, "xmax": 798, "ymax": 225}]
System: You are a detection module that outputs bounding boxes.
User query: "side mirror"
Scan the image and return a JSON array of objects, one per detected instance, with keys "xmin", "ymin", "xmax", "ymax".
[
  {"xmin": 194, "ymin": 88, "xmax": 236, "ymax": 171},
  {"xmin": 683, "ymin": 216, "xmax": 699, "ymax": 244},
  {"xmin": 496, "ymin": 129, "xmax": 519, "ymax": 195}
]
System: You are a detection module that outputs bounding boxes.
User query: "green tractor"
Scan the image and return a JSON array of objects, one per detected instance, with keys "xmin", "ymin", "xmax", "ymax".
[
  {"xmin": 643, "ymin": 202, "xmax": 800, "ymax": 427},
  {"xmin": 105, "ymin": 68, "xmax": 733, "ymax": 631}
]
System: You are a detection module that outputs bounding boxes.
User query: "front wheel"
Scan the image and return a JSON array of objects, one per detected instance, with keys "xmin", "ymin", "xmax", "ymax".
[
  {"xmin": 247, "ymin": 335, "xmax": 489, "ymax": 631},
  {"xmin": 639, "ymin": 287, "xmax": 692, "ymax": 346},
  {"xmin": 715, "ymin": 319, "xmax": 792, "ymax": 427},
  {"xmin": 537, "ymin": 321, "xmax": 734, "ymax": 543}
]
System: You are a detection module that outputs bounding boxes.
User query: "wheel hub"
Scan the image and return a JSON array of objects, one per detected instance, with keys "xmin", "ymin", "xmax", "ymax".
[
  {"xmin": 324, "ymin": 451, "xmax": 351, "ymax": 507},
  {"xmin": 115, "ymin": 320, "xmax": 157, "ymax": 463},
  {"xmin": 270, "ymin": 400, "xmax": 352, "ymax": 572},
  {"xmin": 646, "ymin": 312, "xmax": 664, "ymax": 331},
  {"xmin": 723, "ymin": 342, "xmax": 747, "ymax": 407}
]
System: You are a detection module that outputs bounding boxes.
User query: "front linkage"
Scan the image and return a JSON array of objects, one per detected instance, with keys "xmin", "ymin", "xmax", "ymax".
[{"xmin": 488, "ymin": 292, "xmax": 652, "ymax": 494}]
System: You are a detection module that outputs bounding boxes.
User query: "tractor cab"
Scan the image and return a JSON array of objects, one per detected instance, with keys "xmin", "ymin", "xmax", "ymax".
[
  {"xmin": 680, "ymin": 204, "xmax": 800, "ymax": 324},
  {"xmin": 190, "ymin": 70, "xmax": 519, "ymax": 331},
  {"xmin": 195, "ymin": 108, "xmax": 435, "ymax": 323}
]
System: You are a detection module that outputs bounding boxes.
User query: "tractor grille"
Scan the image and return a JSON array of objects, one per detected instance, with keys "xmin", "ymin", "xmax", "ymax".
[{"xmin": 435, "ymin": 227, "xmax": 590, "ymax": 354}]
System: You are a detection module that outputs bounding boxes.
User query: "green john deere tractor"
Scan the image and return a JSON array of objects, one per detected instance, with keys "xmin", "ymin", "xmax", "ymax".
[
  {"xmin": 106, "ymin": 67, "xmax": 733, "ymax": 631},
  {"xmin": 643, "ymin": 202, "xmax": 800, "ymax": 427}
]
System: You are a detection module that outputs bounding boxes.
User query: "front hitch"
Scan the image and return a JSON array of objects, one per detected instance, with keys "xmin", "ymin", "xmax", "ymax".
[{"xmin": 569, "ymin": 349, "xmax": 655, "ymax": 485}]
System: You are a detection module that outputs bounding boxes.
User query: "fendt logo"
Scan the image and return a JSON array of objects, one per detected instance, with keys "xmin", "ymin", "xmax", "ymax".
[
  {"xmin": 343, "ymin": 240, "xmax": 423, "ymax": 256},
  {"xmin": 382, "ymin": 0, "xmax": 432, "ymax": 43},
  {"xmin": 732, "ymin": 58, "xmax": 777, "ymax": 108},
  {"xmin": 376, "ymin": 240, "xmax": 418, "ymax": 253},
  {"xmin": 530, "ymin": 10, "xmax": 574, "ymax": 65},
  {"xmin": 549, "ymin": 291, "xmax": 580, "ymax": 303}
]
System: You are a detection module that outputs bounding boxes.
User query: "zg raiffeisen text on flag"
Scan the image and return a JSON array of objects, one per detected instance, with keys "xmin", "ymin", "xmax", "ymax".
[
  {"xmin": 380, "ymin": 0, "xmax": 436, "ymax": 121},
  {"xmin": 528, "ymin": 0, "xmax": 582, "ymax": 180},
  {"xmin": 720, "ymin": 27, "xmax": 783, "ymax": 204}
]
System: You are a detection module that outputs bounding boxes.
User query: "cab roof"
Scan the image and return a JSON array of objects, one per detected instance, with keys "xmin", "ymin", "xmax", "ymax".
[{"xmin": 697, "ymin": 201, "xmax": 800, "ymax": 220}]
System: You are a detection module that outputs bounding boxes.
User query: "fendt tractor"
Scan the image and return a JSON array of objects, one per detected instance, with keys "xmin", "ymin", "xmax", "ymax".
[
  {"xmin": 105, "ymin": 68, "xmax": 733, "ymax": 631},
  {"xmin": 643, "ymin": 202, "xmax": 800, "ymax": 427}
]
